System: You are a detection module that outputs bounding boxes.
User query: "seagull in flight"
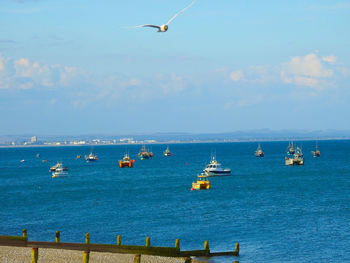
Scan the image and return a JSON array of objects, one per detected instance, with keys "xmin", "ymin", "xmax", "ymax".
[{"xmin": 132, "ymin": 0, "xmax": 197, "ymax": 32}]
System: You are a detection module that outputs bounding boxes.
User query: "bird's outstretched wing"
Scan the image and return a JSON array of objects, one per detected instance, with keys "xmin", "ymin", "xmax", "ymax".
[
  {"xmin": 166, "ymin": 0, "xmax": 196, "ymax": 25},
  {"xmin": 133, "ymin": 24, "xmax": 161, "ymax": 29}
]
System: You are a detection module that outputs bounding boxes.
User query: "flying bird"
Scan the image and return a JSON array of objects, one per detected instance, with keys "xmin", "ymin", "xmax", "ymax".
[{"xmin": 131, "ymin": 0, "xmax": 196, "ymax": 32}]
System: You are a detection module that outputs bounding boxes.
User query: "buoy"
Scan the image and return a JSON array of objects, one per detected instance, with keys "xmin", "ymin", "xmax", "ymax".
[
  {"xmin": 191, "ymin": 188, "xmax": 194, "ymax": 191},
  {"xmin": 186, "ymin": 162, "xmax": 188, "ymax": 165}
]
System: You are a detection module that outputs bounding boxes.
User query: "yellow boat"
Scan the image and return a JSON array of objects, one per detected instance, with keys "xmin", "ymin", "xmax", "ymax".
[{"xmin": 191, "ymin": 175, "xmax": 211, "ymax": 190}]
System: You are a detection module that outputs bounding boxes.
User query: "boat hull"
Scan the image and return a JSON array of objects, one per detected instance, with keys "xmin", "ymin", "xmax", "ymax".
[
  {"xmin": 204, "ymin": 171, "xmax": 231, "ymax": 177},
  {"xmin": 119, "ymin": 161, "xmax": 135, "ymax": 168},
  {"xmin": 192, "ymin": 181, "xmax": 210, "ymax": 190},
  {"xmin": 285, "ymin": 157, "xmax": 304, "ymax": 166},
  {"xmin": 52, "ymin": 172, "xmax": 68, "ymax": 178}
]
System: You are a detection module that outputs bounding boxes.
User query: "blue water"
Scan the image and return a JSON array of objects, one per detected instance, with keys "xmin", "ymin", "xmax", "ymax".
[{"xmin": 1, "ymin": 141, "xmax": 350, "ymax": 262}]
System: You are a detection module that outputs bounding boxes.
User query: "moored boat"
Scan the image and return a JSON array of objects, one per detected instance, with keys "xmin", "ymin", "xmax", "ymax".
[
  {"xmin": 255, "ymin": 144, "xmax": 264, "ymax": 157},
  {"xmin": 203, "ymin": 155, "xmax": 231, "ymax": 176},
  {"xmin": 163, "ymin": 146, "xmax": 173, "ymax": 156},
  {"xmin": 52, "ymin": 167, "xmax": 69, "ymax": 178},
  {"xmin": 311, "ymin": 142, "xmax": 321, "ymax": 157},
  {"xmin": 118, "ymin": 153, "xmax": 135, "ymax": 168},
  {"xmin": 49, "ymin": 162, "xmax": 68, "ymax": 172},
  {"xmin": 287, "ymin": 142, "xmax": 296, "ymax": 155},
  {"xmin": 191, "ymin": 175, "xmax": 211, "ymax": 190},
  {"xmin": 85, "ymin": 152, "xmax": 98, "ymax": 162},
  {"xmin": 285, "ymin": 146, "xmax": 304, "ymax": 166},
  {"xmin": 138, "ymin": 145, "xmax": 153, "ymax": 160}
]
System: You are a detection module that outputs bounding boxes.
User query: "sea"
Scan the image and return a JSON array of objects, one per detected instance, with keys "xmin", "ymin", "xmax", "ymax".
[{"xmin": 1, "ymin": 140, "xmax": 350, "ymax": 263}]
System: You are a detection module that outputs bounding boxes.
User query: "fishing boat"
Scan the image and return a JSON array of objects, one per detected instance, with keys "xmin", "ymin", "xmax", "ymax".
[
  {"xmin": 118, "ymin": 153, "xmax": 135, "ymax": 168},
  {"xmin": 49, "ymin": 162, "xmax": 68, "ymax": 172},
  {"xmin": 191, "ymin": 175, "xmax": 211, "ymax": 190},
  {"xmin": 287, "ymin": 142, "xmax": 296, "ymax": 155},
  {"xmin": 255, "ymin": 144, "xmax": 264, "ymax": 157},
  {"xmin": 311, "ymin": 142, "xmax": 321, "ymax": 157},
  {"xmin": 138, "ymin": 145, "xmax": 153, "ymax": 160},
  {"xmin": 203, "ymin": 155, "xmax": 231, "ymax": 176},
  {"xmin": 85, "ymin": 152, "xmax": 98, "ymax": 162},
  {"xmin": 285, "ymin": 146, "xmax": 304, "ymax": 166},
  {"xmin": 163, "ymin": 146, "xmax": 173, "ymax": 156},
  {"xmin": 52, "ymin": 167, "xmax": 69, "ymax": 178}
]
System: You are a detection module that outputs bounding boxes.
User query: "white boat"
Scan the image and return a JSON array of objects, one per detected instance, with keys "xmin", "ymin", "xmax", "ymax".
[
  {"xmin": 163, "ymin": 145, "xmax": 173, "ymax": 156},
  {"xmin": 52, "ymin": 167, "xmax": 69, "ymax": 178},
  {"xmin": 49, "ymin": 162, "xmax": 68, "ymax": 172},
  {"xmin": 203, "ymin": 155, "xmax": 231, "ymax": 176},
  {"xmin": 85, "ymin": 152, "xmax": 98, "ymax": 162}
]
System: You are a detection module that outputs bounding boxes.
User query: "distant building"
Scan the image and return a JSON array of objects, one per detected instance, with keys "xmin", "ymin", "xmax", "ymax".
[{"xmin": 31, "ymin": 136, "xmax": 37, "ymax": 143}]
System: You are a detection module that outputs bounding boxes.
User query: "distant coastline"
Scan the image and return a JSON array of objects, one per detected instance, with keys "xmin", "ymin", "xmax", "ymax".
[{"xmin": 1, "ymin": 137, "xmax": 350, "ymax": 148}]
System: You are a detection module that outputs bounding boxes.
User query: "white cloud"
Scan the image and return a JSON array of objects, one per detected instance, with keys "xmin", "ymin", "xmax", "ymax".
[
  {"xmin": 322, "ymin": 55, "xmax": 337, "ymax": 64},
  {"xmin": 229, "ymin": 70, "xmax": 244, "ymax": 81},
  {"xmin": 0, "ymin": 55, "xmax": 5, "ymax": 71},
  {"xmin": 156, "ymin": 73, "xmax": 187, "ymax": 95},
  {"xmin": 0, "ymin": 54, "xmax": 83, "ymax": 90},
  {"xmin": 280, "ymin": 53, "xmax": 334, "ymax": 88}
]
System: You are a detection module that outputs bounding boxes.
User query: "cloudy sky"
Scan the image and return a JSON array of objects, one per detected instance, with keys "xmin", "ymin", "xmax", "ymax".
[{"xmin": 1, "ymin": 0, "xmax": 349, "ymax": 135}]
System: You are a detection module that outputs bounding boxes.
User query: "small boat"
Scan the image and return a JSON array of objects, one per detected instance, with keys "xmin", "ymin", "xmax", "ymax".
[
  {"xmin": 42, "ymin": 160, "xmax": 48, "ymax": 163},
  {"xmin": 311, "ymin": 142, "xmax": 321, "ymax": 157},
  {"xmin": 20, "ymin": 159, "xmax": 25, "ymax": 163},
  {"xmin": 285, "ymin": 146, "xmax": 304, "ymax": 166},
  {"xmin": 85, "ymin": 152, "xmax": 98, "ymax": 162},
  {"xmin": 52, "ymin": 167, "xmax": 69, "ymax": 178},
  {"xmin": 138, "ymin": 145, "xmax": 153, "ymax": 160},
  {"xmin": 255, "ymin": 144, "xmax": 264, "ymax": 157},
  {"xmin": 287, "ymin": 142, "xmax": 296, "ymax": 155},
  {"xmin": 36, "ymin": 153, "xmax": 40, "ymax": 158},
  {"xmin": 118, "ymin": 153, "xmax": 135, "ymax": 168},
  {"xmin": 49, "ymin": 162, "xmax": 68, "ymax": 172},
  {"xmin": 163, "ymin": 146, "xmax": 173, "ymax": 156},
  {"xmin": 203, "ymin": 155, "xmax": 231, "ymax": 176},
  {"xmin": 191, "ymin": 175, "xmax": 211, "ymax": 190}
]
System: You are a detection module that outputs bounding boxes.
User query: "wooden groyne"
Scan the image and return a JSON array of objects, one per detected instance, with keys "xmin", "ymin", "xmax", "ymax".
[{"xmin": 0, "ymin": 230, "xmax": 239, "ymax": 262}]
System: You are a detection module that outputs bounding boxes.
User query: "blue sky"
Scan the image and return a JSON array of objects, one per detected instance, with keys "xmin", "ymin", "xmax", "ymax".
[{"xmin": 1, "ymin": 0, "xmax": 350, "ymax": 135}]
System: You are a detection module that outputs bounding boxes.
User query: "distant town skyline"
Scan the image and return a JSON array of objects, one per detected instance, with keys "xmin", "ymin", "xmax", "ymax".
[{"xmin": 1, "ymin": 0, "xmax": 350, "ymax": 134}]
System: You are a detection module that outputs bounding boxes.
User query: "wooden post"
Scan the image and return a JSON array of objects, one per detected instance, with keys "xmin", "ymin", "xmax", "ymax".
[
  {"xmin": 175, "ymin": 239, "xmax": 180, "ymax": 250},
  {"xmin": 55, "ymin": 231, "xmax": 60, "ymax": 243},
  {"xmin": 83, "ymin": 251, "xmax": 89, "ymax": 263},
  {"xmin": 134, "ymin": 254, "xmax": 141, "ymax": 263},
  {"xmin": 83, "ymin": 232, "xmax": 90, "ymax": 262},
  {"xmin": 204, "ymin": 240, "xmax": 210, "ymax": 256},
  {"xmin": 22, "ymin": 229, "xmax": 27, "ymax": 241},
  {"xmin": 235, "ymin": 242, "xmax": 239, "ymax": 255},
  {"xmin": 204, "ymin": 240, "xmax": 209, "ymax": 250},
  {"xmin": 117, "ymin": 235, "xmax": 121, "ymax": 246},
  {"xmin": 85, "ymin": 233, "xmax": 90, "ymax": 244},
  {"xmin": 145, "ymin": 236, "xmax": 151, "ymax": 247},
  {"xmin": 32, "ymin": 247, "xmax": 38, "ymax": 263}
]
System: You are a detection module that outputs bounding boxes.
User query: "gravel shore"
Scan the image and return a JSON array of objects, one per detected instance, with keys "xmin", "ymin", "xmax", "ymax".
[{"xmin": 0, "ymin": 246, "xmax": 204, "ymax": 263}]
